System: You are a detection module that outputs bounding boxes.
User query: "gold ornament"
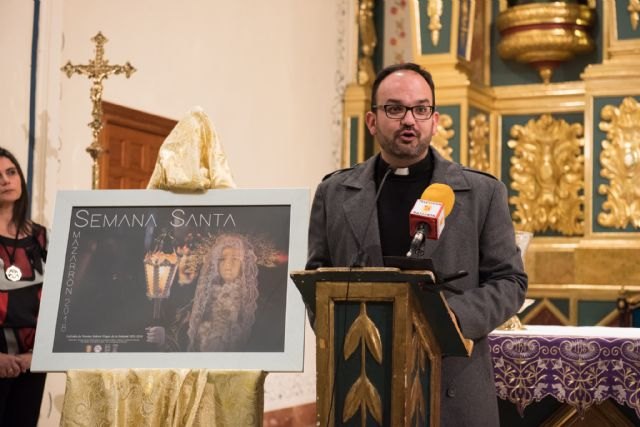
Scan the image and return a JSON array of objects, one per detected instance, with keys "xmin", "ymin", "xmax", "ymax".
[
  {"xmin": 496, "ymin": 3, "xmax": 595, "ymax": 84},
  {"xmin": 432, "ymin": 113, "xmax": 454, "ymax": 161},
  {"xmin": 342, "ymin": 303, "xmax": 383, "ymax": 425},
  {"xmin": 508, "ymin": 114, "xmax": 585, "ymax": 235},
  {"xmin": 357, "ymin": 0, "xmax": 377, "ymax": 86},
  {"xmin": 629, "ymin": 0, "xmax": 640, "ymax": 31},
  {"xmin": 469, "ymin": 113, "xmax": 491, "ymax": 172},
  {"xmin": 597, "ymin": 97, "xmax": 640, "ymax": 229},
  {"xmin": 427, "ymin": 0, "xmax": 443, "ymax": 47}
]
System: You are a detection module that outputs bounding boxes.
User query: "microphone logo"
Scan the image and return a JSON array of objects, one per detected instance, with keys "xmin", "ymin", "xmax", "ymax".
[
  {"xmin": 407, "ymin": 183, "xmax": 455, "ymax": 257},
  {"xmin": 409, "ymin": 199, "xmax": 445, "ymax": 239}
]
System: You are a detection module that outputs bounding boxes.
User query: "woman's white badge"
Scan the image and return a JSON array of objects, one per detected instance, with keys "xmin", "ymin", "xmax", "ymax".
[{"xmin": 5, "ymin": 265, "xmax": 22, "ymax": 282}]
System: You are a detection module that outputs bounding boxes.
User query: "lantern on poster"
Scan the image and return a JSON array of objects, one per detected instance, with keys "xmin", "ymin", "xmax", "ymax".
[{"xmin": 144, "ymin": 231, "xmax": 178, "ymax": 319}]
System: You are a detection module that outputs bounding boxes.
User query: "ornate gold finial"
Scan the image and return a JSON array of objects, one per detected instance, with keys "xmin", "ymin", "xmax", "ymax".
[
  {"xmin": 508, "ymin": 114, "xmax": 585, "ymax": 235},
  {"xmin": 61, "ymin": 32, "xmax": 136, "ymax": 189},
  {"xmin": 342, "ymin": 303, "xmax": 383, "ymax": 425},
  {"xmin": 432, "ymin": 113, "xmax": 454, "ymax": 161},
  {"xmin": 469, "ymin": 113, "xmax": 491, "ymax": 172},
  {"xmin": 427, "ymin": 0, "xmax": 443, "ymax": 46},
  {"xmin": 597, "ymin": 97, "xmax": 640, "ymax": 229},
  {"xmin": 629, "ymin": 0, "xmax": 640, "ymax": 31},
  {"xmin": 357, "ymin": 0, "xmax": 377, "ymax": 86}
]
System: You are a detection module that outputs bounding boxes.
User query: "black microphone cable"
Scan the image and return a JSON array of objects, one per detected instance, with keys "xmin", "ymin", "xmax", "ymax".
[{"xmin": 350, "ymin": 166, "xmax": 394, "ymax": 267}]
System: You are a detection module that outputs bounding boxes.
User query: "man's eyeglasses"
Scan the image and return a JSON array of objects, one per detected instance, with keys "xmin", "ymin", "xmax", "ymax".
[{"xmin": 372, "ymin": 104, "xmax": 435, "ymax": 120}]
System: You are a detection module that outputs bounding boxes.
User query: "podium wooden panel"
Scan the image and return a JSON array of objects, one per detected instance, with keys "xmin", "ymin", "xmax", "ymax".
[{"xmin": 291, "ymin": 267, "xmax": 472, "ymax": 427}]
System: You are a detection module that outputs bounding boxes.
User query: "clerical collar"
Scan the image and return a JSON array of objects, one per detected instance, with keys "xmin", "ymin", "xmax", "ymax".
[{"xmin": 375, "ymin": 153, "xmax": 433, "ymax": 184}]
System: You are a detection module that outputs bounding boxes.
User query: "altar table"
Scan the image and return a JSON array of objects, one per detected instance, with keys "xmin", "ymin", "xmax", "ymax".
[{"xmin": 489, "ymin": 326, "xmax": 640, "ymax": 420}]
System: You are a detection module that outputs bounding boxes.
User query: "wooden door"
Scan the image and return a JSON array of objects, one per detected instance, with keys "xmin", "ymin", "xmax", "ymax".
[{"xmin": 98, "ymin": 102, "xmax": 177, "ymax": 189}]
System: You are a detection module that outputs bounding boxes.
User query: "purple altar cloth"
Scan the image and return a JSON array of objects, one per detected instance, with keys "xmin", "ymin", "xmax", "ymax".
[{"xmin": 489, "ymin": 326, "xmax": 640, "ymax": 418}]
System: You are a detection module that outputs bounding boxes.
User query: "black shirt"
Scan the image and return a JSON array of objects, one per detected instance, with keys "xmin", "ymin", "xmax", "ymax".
[{"xmin": 375, "ymin": 154, "xmax": 434, "ymax": 257}]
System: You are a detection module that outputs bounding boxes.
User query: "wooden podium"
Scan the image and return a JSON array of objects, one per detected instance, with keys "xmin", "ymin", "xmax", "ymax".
[{"xmin": 291, "ymin": 267, "xmax": 473, "ymax": 427}]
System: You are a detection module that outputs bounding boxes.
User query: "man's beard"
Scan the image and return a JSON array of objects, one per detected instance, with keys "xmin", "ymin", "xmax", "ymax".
[{"xmin": 378, "ymin": 126, "xmax": 430, "ymax": 160}]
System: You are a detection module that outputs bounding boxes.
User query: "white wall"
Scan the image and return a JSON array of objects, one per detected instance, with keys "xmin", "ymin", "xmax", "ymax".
[
  {"xmin": 1, "ymin": 0, "xmax": 352, "ymax": 425},
  {"xmin": 0, "ymin": 0, "xmax": 35, "ymax": 170}
]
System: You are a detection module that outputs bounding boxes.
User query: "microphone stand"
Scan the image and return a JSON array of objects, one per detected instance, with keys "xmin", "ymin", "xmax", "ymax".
[{"xmin": 406, "ymin": 223, "xmax": 427, "ymax": 258}]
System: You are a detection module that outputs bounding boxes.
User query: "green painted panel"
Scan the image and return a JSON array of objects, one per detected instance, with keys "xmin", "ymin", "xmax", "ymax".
[
  {"xmin": 592, "ymin": 96, "xmax": 639, "ymax": 233},
  {"xmin": 365, "ymin": 130, "xmax": 375, "ymax": 160},
  {"xmin": 417, "ymin": 0, "xmax": 452, "ymax": 55},
  {"xmin": 501, "ymin": 113, "xmax": 584, "ymax": 237},
  {"xmin": 437, "ymin": 105, "xmax": 461, "ymax": 163},
  {"xmin": 578, "ymin": 300, "xmax": 616, "ymax": 326},
  {"xmin": 374, "ymin": 0, "xmax": 384, "ymax": 71},
  {"xmin": 350, "ymin": 117, "xmax": 359, "ymax": 167},
  {"xmin": 490, "ymin": 2, "xmax": 603, "ymax": 86},
  {"xmin": 550, "ymin": 298, "xmax": 570, "ymax": 318},
  {"xmin": 616, "ymin": 1, "xmax": 640, "ymax": 40},
  {"xmin": 334, "ymin": 302, "xmax": 394, "ymax": 427}
]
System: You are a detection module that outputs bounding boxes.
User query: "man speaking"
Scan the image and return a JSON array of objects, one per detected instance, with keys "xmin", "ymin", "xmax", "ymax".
[{"xmin": 306, "ymin": 63, "xmax": 527, "ymax": 426}]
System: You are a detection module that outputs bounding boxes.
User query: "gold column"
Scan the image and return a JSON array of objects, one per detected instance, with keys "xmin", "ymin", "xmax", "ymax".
[{"xmin": 342, "ymin": 0, "xmax": 377, "ymax": 167}]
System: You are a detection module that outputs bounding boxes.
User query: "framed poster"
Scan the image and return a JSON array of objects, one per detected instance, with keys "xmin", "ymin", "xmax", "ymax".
[{"xmin": 32, "ymin": 188, "xmax": 309, "ymax": 371}]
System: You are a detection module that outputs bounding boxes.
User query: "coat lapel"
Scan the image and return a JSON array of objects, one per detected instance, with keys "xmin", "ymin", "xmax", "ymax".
[
  {"xmin": 341, "ymin": 157, "xmax": 384, "ymax": 266},
  {"xmin": 419, "ymin": 148, "xmax": 471, "ymax": 259}
]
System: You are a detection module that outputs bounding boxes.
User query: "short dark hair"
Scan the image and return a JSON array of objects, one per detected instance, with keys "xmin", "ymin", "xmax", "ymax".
[
  {"xmin": 370, "ymin": 62, "xmax": 436, "ymax": 110},
  {"xmin": 0, "ymin": 147, "xmax": 31, "ymax": 235}
]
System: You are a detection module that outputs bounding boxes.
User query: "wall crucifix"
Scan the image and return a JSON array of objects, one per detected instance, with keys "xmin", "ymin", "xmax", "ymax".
[{"xmin": 61, "ymin": 32, "xmax": 136, "ymax": 189}]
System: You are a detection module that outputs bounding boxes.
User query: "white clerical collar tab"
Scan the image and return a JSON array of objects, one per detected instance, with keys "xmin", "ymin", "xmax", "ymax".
[{"xmin": 394, "ymin": 167, "xmax": 409, "ymax": 176}]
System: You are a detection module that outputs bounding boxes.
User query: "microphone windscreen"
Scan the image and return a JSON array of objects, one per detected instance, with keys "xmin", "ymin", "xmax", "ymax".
[{"xmin": 420, "ymin": 183, "xmax": 455, "ymax": 217}]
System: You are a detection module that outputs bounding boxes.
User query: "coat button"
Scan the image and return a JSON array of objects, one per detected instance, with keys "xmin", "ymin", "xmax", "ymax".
[{"xmin": 446, "ymin": 388, "xmax": 456, "ymax": 398}]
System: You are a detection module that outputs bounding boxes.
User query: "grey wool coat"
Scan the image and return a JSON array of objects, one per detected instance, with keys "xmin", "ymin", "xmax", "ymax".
[{"xmin": 306, "ymin": 147, "xmax": 528, "ymax": 427}]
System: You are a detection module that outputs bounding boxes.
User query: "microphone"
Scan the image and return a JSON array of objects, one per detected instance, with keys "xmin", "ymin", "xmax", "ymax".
[
  {"xmin": 350, "ymin": 166, "xmax": 394, "ymax": 267},
  {"xmin": 407, "ymin": 183, "xmax": 455, "ymax": 257}
]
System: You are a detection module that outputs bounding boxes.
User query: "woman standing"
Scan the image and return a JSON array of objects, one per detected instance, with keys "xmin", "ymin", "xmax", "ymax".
[{"xmin": 0, "ymin": 148, "xmax": 47, "ymax": 426}]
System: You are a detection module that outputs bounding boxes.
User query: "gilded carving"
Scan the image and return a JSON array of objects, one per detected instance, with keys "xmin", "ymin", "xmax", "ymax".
[
  {"xmin": 427, "ymin": 0, "xmax": 443, "ymax": 46},
  {"xmin": 630, "ymin": 0, "xmax": 640, "ymax": 30},
  {"xmin": 342, "ymin": 302, "xmax": 383, "ymax": 425},
  {"xmin": 469, "ymin": 113, "xmax": 491, "ymax": 172},
  {"xmin": 597, "ymin": 97, "xmax": 640, "ymax": 229},
  {"xmin": 508, "ymin": 114, "xmax": 585, "ymax": 235},
  {"xmin": 357, "ymin": 0, "xmax": 377, "ymax": 86},
  {"xmin": 432, "ymin": 113, "xmax": 454, "ymax": 161},
  {"xmin": 407, "ymin": 315, "xmax": 427, "ymax": 426}
]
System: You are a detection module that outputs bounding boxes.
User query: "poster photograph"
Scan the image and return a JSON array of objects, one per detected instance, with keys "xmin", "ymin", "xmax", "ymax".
[{"xmin": 32, "ymin": 188, "xmax": 309, "ymax": 371}]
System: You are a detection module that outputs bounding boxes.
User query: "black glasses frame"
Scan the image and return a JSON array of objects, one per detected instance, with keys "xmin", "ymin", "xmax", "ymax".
[{"xmin": 372, "ymin": 104, "xmax": 435, "ymax": 120}]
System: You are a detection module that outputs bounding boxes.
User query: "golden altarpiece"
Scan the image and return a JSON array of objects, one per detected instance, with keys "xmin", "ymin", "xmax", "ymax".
[
  {"xmin": 337, "ymin": 0, "xmax": 640, "ymax": 425},
  {"xmin": 344, "ymin": 0, "xmax": 640, "ymax": 329}
]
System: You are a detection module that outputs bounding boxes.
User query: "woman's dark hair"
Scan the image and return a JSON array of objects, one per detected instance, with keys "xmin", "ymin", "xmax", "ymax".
[
  {"xmin": 0, "ymin": 147, "xmax": 31, "ymax": 236},
  {"xmin": 370, "ymin": 62, "xmax": 436, "ymax": 110}
]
